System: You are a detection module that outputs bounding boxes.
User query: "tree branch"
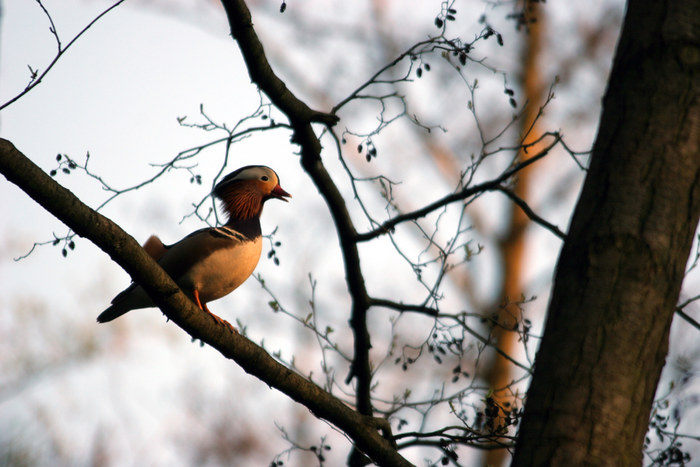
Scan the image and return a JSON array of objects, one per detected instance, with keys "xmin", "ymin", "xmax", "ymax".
[
  {"xmin": 0, "ymin": 0, "xmax": 127, "ymax": 112},
  {"xmin": 356, "ymin": 134, "xmax": 561, "ymax": 242},
  {"xmin": 218, "ymin": 0, "xmax": 378, "ymax": 430},
  {"xmin": 219, "ymin": 0, "xmax": 338, "ymax": 127},
  {"xmin": 0, "ymin": 138, "xmax": 412, "ymax": 467},
  {"xmin": 496, "ymin": 186, "xmax": 566, "ymax": 239}
]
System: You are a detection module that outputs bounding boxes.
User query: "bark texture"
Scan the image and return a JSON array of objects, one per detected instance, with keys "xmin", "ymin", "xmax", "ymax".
[{"xmin": 512, "ymin": 0, "xmax": 700, "ymax": 465}]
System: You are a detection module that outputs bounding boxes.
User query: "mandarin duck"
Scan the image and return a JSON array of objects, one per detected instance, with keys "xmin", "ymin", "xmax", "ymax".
[{"xmin": 97, "ymin": 165, "xmax": 290, "ymax": 323}]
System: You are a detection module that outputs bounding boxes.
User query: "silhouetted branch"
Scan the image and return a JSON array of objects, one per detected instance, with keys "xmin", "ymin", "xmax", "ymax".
[
  {"xmin": 675, "ymin": 293, "xmax": 700, "ymax": 331},
  {"xmin": 0, "ymin": 137, "xmax": 412, "ymax": 467},
  {"xmin": 356, "ymin": 133, "xmax": 562, "ymax": 242},
  {"xmin": 370, "ymin": 298, "xmax": 440, "ymax": 316},
  {"xmin": 0, "ymin": 0, "xmax": 126, "ymax": 112},
  {"xmin": 496, "ymin": 187, "xmax": 566, "ymax": 239},
  {"xmin": 394, "ymin": 426, "xmax": 515, "ymax": 450},
  {"xmin": 219, "ymin": 0, "xmax": 338, "ymax": 127}
]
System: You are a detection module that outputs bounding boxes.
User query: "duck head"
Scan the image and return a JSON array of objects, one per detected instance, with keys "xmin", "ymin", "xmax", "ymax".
[{"xmin": 213, "ymin": 166, "xmax": 291, "ymax": 221}]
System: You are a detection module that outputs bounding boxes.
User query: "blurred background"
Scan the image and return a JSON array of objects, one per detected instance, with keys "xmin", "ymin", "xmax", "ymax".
[{"xmin": 2, "ymin": 0, "xmax": 699, "ymax": 465}]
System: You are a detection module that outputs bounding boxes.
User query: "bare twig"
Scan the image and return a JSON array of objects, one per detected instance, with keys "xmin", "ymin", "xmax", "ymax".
[
  {"xmin": 356, "ymin": 133, "xmax": 562, "ymax": 242},
  {"xmin": 1, "ymin": 0, "xmax": 127, "ymax": 112}
]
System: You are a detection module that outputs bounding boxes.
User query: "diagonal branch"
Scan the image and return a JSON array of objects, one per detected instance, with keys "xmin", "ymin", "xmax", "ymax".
[
  {"xmin": 219, "ymin": 0, "xmax": 338, "ymax": 127},
  {"xmin": 496, "ymin": 186, "xmax": 566, "ymax": 239},
  {"xmin": 0, "ymin": 138, "xmax": 412, "ymax": 467},
  {"xmin": 218, "ymin": 0, "xmax": 378, "ymax": 427},
  {"xmin": 676, "ymin": 294, "xmax": 700, "ymax": 331},
  {"xmin": 675, "ymin": 308, "xmax": 700, "ymax": 331},
  {"xmin": 356, "ymin": 134, "xmax": 562, "ymax": 242}
]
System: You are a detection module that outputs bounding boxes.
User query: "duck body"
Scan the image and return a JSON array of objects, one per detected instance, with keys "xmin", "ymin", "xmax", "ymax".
[
  {"xmin": 178, "ymin": 225, "xmax": 262, "ymax": 304},
  {"xmin": 97, "ymin": 166, "xmax": 290, "ymax": 323}
]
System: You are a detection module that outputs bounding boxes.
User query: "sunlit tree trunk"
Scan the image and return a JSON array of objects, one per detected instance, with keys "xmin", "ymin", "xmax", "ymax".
[
  {"xmin": 512, "ymin": 0, "xmax": 700, "ymax": 464},
  {"xmin": 484, "ymin": 3, "xmax": 544, "ymax": 465}
]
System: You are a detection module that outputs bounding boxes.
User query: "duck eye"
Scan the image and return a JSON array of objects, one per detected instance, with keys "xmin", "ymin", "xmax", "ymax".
[{"xmin": 261, "ymin": 176, "xmax": 269, "ymax": 181}]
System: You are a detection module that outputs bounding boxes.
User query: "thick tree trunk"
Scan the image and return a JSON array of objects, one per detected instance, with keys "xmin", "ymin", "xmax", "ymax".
[{"xmin": 512, "ymin": 0, "xmax": 700, "ymax": 465}]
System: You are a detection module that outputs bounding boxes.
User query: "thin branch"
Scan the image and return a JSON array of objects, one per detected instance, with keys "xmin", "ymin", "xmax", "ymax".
[
  {"xmin": 370, "ymin": 297, "xmax": 439, "ymax": 316},
  {"xmin": 332, "ymin": 38, "xmax": 435, "ymax": 113},
  {"xmin": 496, "ymin": 186, "xmax": 566, "ymax": 239},
  {"xmin": 674, "ymin": 293, "xmax": 700, "ymax": 331},
  {"xmin": 674, "ymin": 308, "xmax": 700, "ymax": 331},
  {"xmin": 356, "ymin": 133, "xmax": 562, "ymax": 242},
  {"xmin": 0, "ymin": 0, "xmax": 126, "ymax": 112},
  {"xmin": 447, "ymin": 315, "xmax": 533, "ymax": 374},
  {"xmin": 369, "ymin": 297, "xmax": 532, "ymax": 373}
]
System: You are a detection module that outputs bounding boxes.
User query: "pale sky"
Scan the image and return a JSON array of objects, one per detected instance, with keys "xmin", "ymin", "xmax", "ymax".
[{"xmin": 2, "ymin": 0, "xmax": 699, "ymax": 465}]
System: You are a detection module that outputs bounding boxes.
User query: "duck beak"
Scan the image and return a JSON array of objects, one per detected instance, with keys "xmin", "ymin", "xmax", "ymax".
[{"xmin": 271, "ymin": 184, "xmax": 291, "ymax": 201}]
